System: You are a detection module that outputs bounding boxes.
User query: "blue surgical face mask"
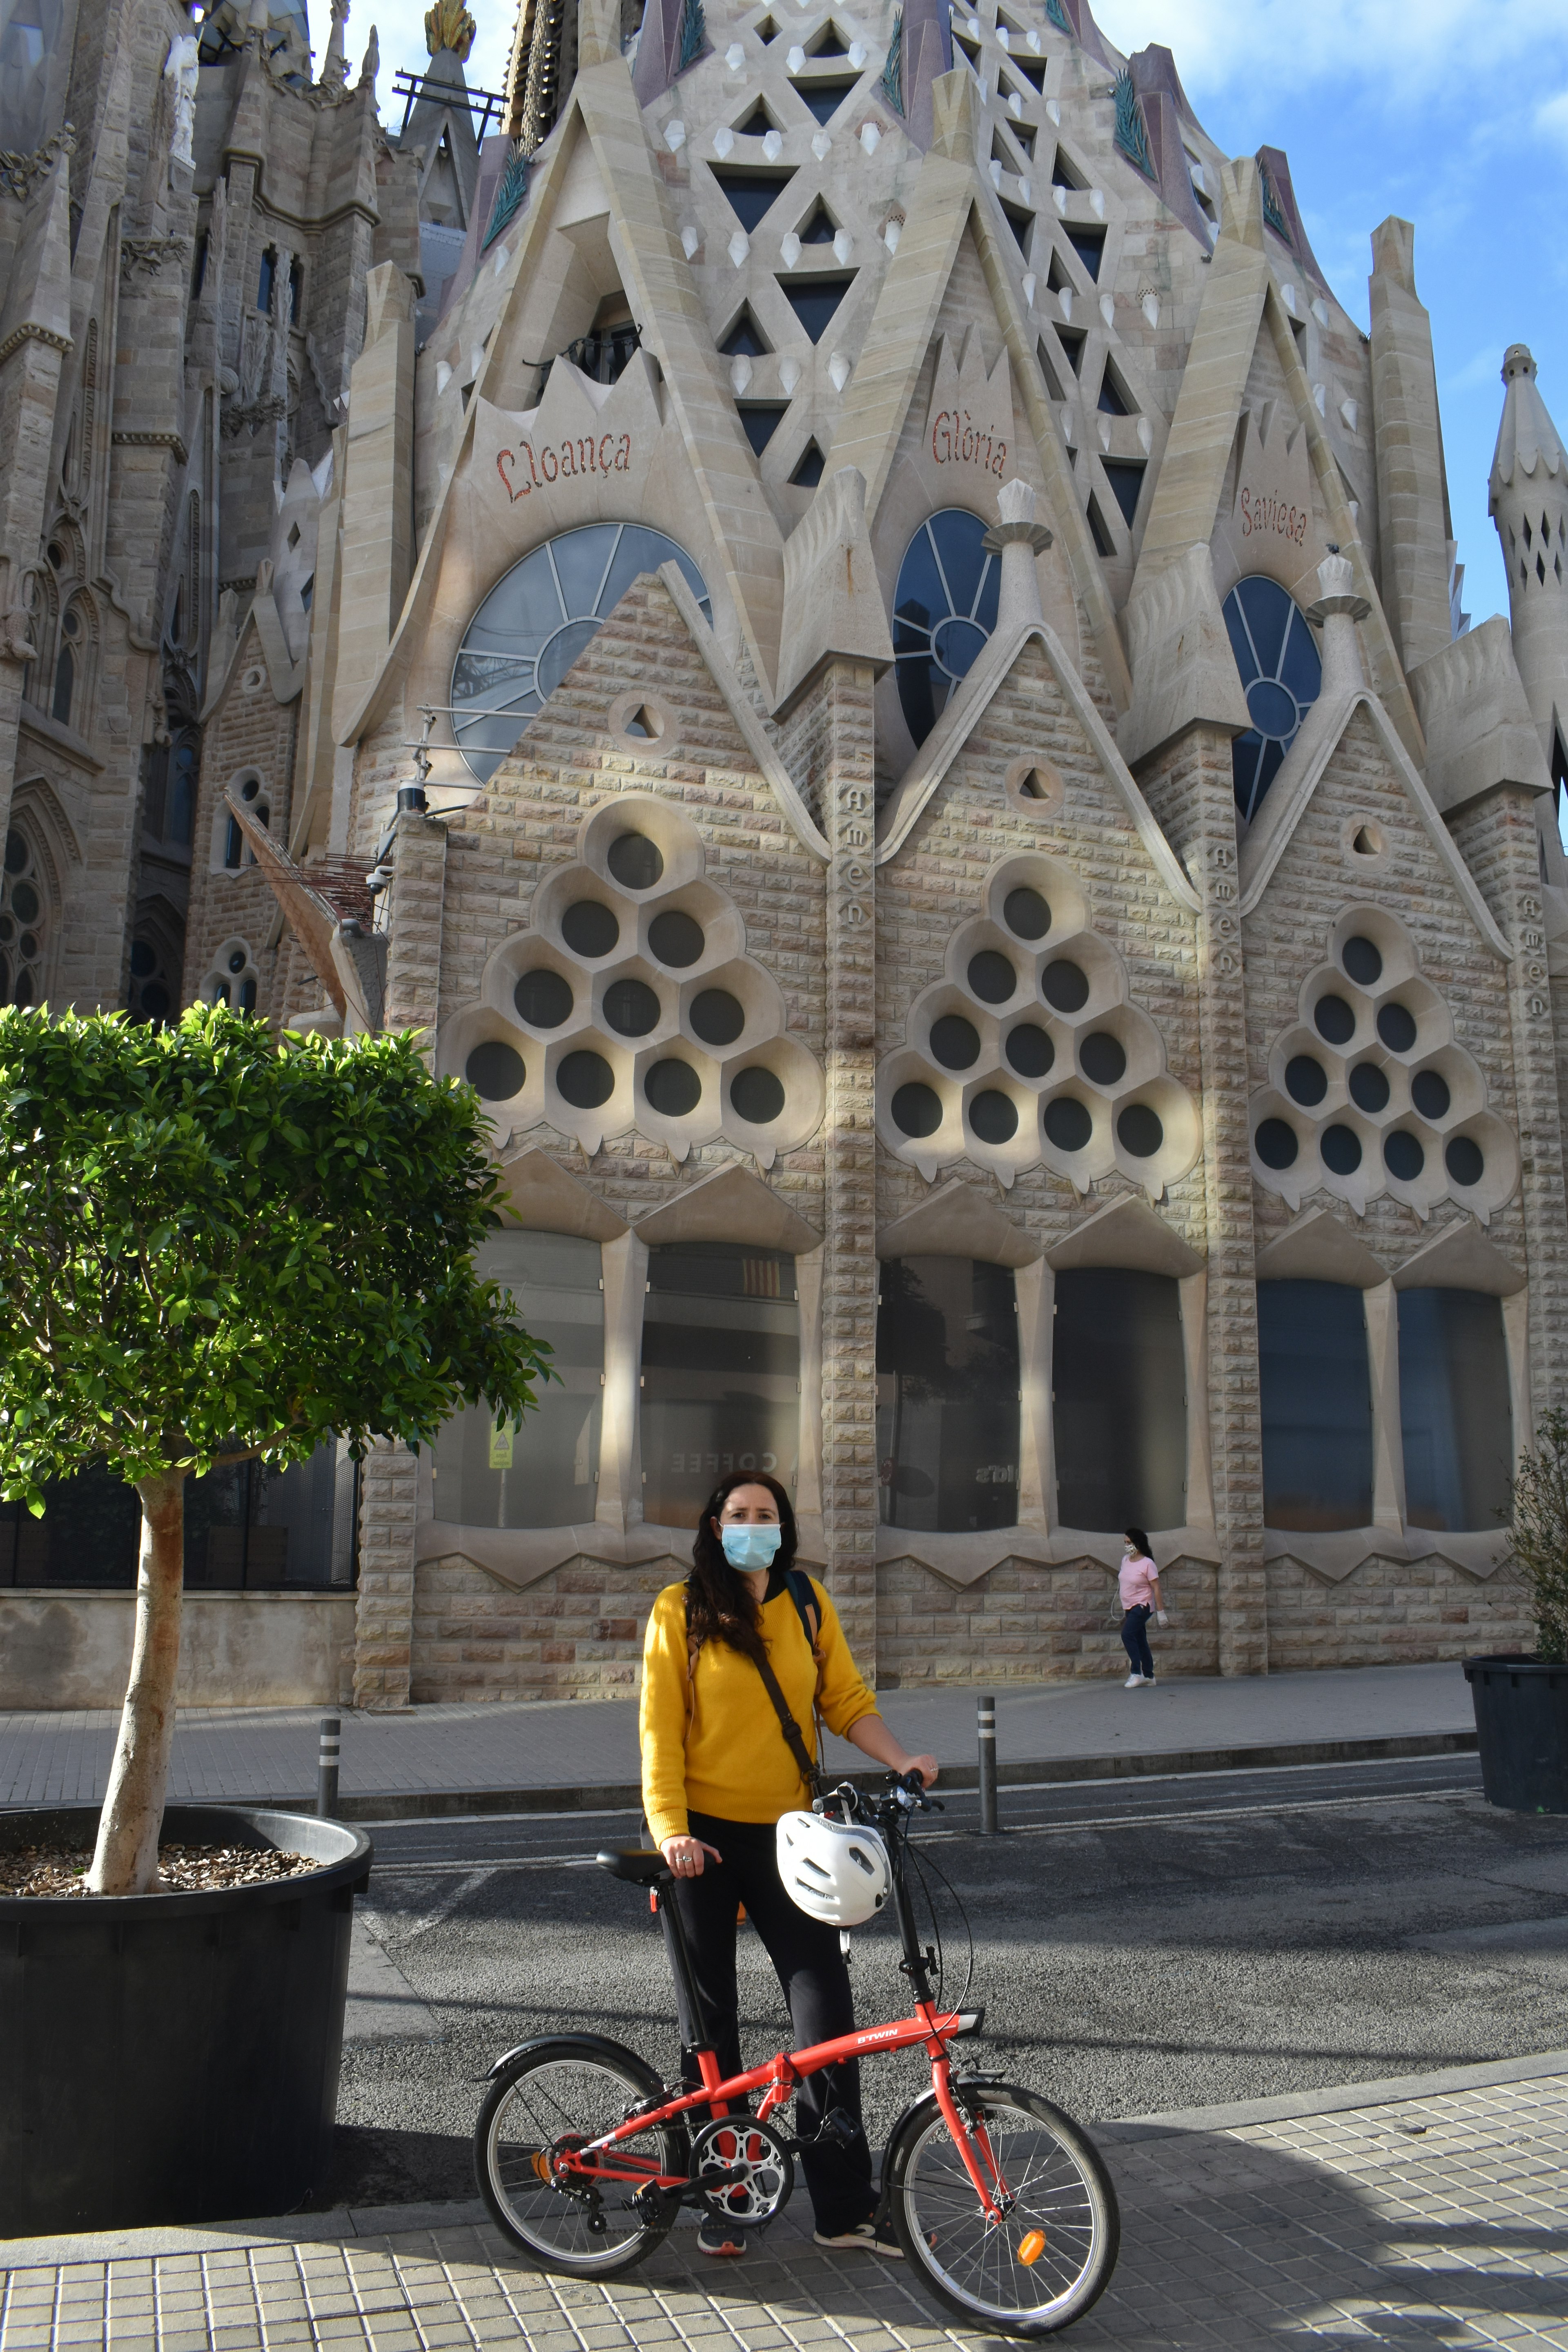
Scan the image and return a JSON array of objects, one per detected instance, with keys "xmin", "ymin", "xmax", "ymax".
[{"xmin": 721, "ymin": 1522, "xmax": 782, "ymax": 1570}]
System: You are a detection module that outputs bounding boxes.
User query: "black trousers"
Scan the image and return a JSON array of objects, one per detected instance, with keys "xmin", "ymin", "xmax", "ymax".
[
  {"xmin": 662, "ymin": 1811, "xmax": 875, "ymax": 2236},
  {"xmin": 1120, "ymin": 1604, "xmax": 1155, "ymax": 1678}
]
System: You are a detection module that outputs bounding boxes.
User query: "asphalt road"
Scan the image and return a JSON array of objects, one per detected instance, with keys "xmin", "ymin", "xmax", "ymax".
[{"xmin": 318, "ymin": 1753, "xmax": 1568, "ymax": 2212}]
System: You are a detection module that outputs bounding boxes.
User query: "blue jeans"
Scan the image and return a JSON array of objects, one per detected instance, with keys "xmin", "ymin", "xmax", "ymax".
[{"xmin": 1120, "ymin": 1605, "xmax": 1154, "ymax": 1678}]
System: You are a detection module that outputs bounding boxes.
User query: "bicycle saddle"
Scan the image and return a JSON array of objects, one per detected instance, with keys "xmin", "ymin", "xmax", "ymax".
[{"xmin": 597, "ymin": 1846, "xmax": 669, "ymax": 1886}]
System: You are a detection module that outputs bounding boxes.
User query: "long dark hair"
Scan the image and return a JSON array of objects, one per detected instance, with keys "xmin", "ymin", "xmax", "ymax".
[
  {"xmin": 1125, "ymin": 1526, "xmax": 1152, "ymax": 1558},
  {"xmin": 687, "ymin": 1470, "xmax": 798, "ymax": 1666}
]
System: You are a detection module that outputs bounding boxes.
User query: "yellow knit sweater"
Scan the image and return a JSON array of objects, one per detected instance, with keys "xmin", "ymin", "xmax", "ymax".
[{"xmin": 640, "ymin": 1573, "xmax": 880, "ymax": 1846}]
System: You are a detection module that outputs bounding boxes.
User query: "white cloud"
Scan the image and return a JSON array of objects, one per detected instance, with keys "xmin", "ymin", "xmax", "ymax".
[
  {"xmin": 1537, "ymin": 89, "xmax": 1568, "ymax": 149},
  {"xmin": 1091, "ymin": 0, "xmax": 1568, "ymax": 104}
]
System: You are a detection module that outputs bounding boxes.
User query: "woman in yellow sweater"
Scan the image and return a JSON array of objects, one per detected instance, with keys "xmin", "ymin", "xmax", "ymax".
[{"xmin": 640, "ymin": 1469, "xmax": 938, "ymax": 2261}]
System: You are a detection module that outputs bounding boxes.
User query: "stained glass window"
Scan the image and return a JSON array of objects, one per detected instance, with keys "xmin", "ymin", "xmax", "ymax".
[
  {"xmin": 893, "ymin": 510, "xmax": 1001, "ymax": 748},
  {"xmin": 1223, "ymin": 575, "xmax": 1323, "ymax": 824}
]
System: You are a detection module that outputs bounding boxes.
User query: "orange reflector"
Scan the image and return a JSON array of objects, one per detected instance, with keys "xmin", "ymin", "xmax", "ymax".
[
  {"xmin": 532, "ymin": 2151, "xmax": 552, "ymax": 2181},
  {"xmin": 1017, "ymin": 2230, "xmax": 1047, "ymax": 2267}
]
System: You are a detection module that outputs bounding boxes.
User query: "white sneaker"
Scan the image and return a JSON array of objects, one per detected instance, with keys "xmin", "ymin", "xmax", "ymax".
[{"xmin": 1123, "ymin": 1673, "xmax": 1145, "ymax": 1688}]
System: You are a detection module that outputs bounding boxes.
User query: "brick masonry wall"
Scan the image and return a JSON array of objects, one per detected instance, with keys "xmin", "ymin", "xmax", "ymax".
[
  {"xmin": 875, "ymin": 1555, "xmax": 1220, "ymax": 1686},
  {"xmin": 412, "ymin": 1552, "xmax": 688, "ymax": 1704},
  {"xmin": 353, "ymin": 1437, "xmax": 421, "ymax": 1708},
  {"xmin": 1266, "ymin": 1552, "xmax": 1532, "ymax": 1671}
]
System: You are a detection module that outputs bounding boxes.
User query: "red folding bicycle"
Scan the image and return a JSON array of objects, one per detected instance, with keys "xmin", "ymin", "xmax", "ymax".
[{"xmin": 474, "ymin": 1771, "xmax": 1120, "ymax": 2338}]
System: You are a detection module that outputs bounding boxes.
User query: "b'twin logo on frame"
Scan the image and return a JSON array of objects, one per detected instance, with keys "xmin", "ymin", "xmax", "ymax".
[{"xmin": 856, "ymin": 2025, "xmax": 906, "ymax": 2047}]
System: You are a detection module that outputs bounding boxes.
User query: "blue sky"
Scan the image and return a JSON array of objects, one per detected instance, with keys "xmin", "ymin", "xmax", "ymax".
[{"xmin": 363, "ymin": 0, "xmax": 1568, "ymax": 629}]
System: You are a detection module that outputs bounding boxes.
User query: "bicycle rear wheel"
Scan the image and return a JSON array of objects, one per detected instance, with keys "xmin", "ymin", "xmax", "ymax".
[
  {"xmin": 886, "ymin": 2082, "xmax": 1119, "ymax": 2338},
  {"xmin": 475, "ymin": 2036, "xmax": 687, "ymax": 2279}
]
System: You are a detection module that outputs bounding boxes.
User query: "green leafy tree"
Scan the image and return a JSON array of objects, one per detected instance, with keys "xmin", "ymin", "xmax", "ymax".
[
  {"xmin": 0, "ymin": 1006, "xmax": 550, "ymax": 1893},
  {"xmin": 1505, "ymin": 1406, "xmax": 1568, "ymax": 1664}
]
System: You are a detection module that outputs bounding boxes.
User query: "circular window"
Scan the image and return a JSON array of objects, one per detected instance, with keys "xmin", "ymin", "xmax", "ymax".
[
  {"xmin": 1005, "ymin": 1023, "xmax": 1054, "ymax": 1078},
  {"xmin": 892, "ymin": 510, "xmax": 1001, "ymax": 747},
  {"xmin": 929, "ymin": 1014, "xmax": 980, "ymax": 1069},
  {"xmin": 562, "ymin": 900, "xmax": 619, "ymax": 958},
  {"xmin": 607, "ymin": 831, "xmax": 664, "ymax": 890},
  {"xmin": 557, "ymin": 1049, "xmax": 615, "ymax": 1108},
  {"xmin": 1079, "ymin": 1031, "xmax": 1126, "ymax": 1087},
  {"xmin": 1117, "ymin": 1103, "xmax": 1163, "ymax": 1158},
  {"xmin": 649, "ymin": 910, "xmax": 705, "ymax": 967},
  {"xmin": 1384, "ymin": 1130, "xmax": 1424, "ymax": 1181},
  {"xmin": 1044, "ymin": 1094, "xmax": 1092, "ymax": 1152},
  {"xmin": 690, "ymin": 988, "xmax": 745, "ymax": 1046},
  {"xmin": 452, "ymin": 524, "xmax": 713, "ymax": 781},
  {"xmin": 1321, "ymin": 1123, "xmax": 1362, "ymax": 1175},
  {"xmin": 1348, "ymin": 1062, "xmax": 1389, "ymax": 1114},
  {"xmin": 1446, "ymin": 1135, "xmax": 1484, "ymax": 1187},
  {"xmin": 1412, "ymin": 1069, "xmax": 1450, "ymax": 1121},
  {"xmin": 466, "ymin": 1041, "xmax": 526, "ymax": 1099},
  {"xmin": 1314, "ymin": 995, "xmax": 1355, "ymax": 1045},
  {"xmin": 603, "ymin": 978, "xmax": 662, "ymax": 1036},
  {"xmin": 969, "ymin": 1089, "xmax": 1018, "ymax": 1144},
  {"xmin": 1285, "ymin": 1054, "xmax": 1327, "ymax": 1106},
  {"xmin": 646, "ymin": 1059, "xmax": 702, "ymax": 1116},
  {"xmin": 1003, "ymin": 886, "xmax": 1051, "ymax": 940},
  {"xmin": 1342, "ymin": 934, "xmax": 1383, "ymax": 986},
  {"xmin": 1222, "ymin": 577, "xmax": 1323, "ymax": 823},
  {"xmin": 515, "ymin": 968, "xmax": 574, "ymax": 1027},
  {"xmin": 966, "ymin": 950, "xmax": 1015, "ymax": 1004},
  {"xmin": 1255, "ymin": 1116, "xmax": 1298, "ymax": 1169},
  {"xmin": 1041, "ymin": 959, "xmax": 1089, "ymax": 1014},
  {"xmin": 227, "ymin": 947, "xmax": 247, "ymax": 975},
  {"xmin": 892, "ymin": 1081, "xmax": 943, "ymax": 1137},
  {"xmin": 11, "ymin": 882, "xmax": 39, "ymax": 924},
  {"xmin": 1376, "ymin": 1002, "xmax": 1417, "ymax": 1054},
  {"xmin": 730, "ymin": 1065, "xmax": 786, "ymax": 1124},
  {"xmin": 0, "ymin": 829, "xmax": 45, "ymax": 1008}
]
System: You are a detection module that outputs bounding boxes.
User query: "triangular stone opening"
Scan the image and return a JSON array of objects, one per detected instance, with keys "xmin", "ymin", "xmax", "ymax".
[{"xmin": 778, "ymin": 273, "xmax": 854, "ymax": 342}]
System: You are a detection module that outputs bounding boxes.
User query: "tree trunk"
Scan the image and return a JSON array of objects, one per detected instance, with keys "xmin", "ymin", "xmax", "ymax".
[{"xmin": 88, "ymin": 1468, "xmax": 187, "ymax": 1896}]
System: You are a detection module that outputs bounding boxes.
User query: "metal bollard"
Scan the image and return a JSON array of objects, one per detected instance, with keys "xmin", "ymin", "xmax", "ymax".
[
  {"xmin": 317, "ymin": 1713, "xmax": 341, "ymax": 1820},
  {"xmin": 978, "ymin": 1694, "xmax": 998, "ymax": 1835}
]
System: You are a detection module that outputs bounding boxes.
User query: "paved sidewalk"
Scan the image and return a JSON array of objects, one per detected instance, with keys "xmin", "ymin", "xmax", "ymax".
[
  {"xmin": 3, "ymin": 2055, "xmax": 1564, "ymax": 2348},
  {"xmin": 0, "ymin": 1662, "xmax": 1476, "ymax": 1815}
]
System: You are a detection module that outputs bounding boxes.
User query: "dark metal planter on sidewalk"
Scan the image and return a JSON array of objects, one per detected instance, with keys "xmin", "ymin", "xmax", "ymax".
[
  {"xmin": 0, "ymin": 1804, "xmax": 372, "ymax": 2234},
  {"xmin": 1463, "ymin": 1656, "xmax": 1568, "ymax": 1815}
]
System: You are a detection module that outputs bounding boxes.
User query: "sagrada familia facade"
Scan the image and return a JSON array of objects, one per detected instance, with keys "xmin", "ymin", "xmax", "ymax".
[{"xmin": 2, "ymin": 0, "xmax": 1566, "ymax": 1711}]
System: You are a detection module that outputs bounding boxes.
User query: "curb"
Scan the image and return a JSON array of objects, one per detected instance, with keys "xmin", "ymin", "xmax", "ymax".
[{"xmin": 235, "ymin": 1728, "xmax": 1478, "ymax": 1824}]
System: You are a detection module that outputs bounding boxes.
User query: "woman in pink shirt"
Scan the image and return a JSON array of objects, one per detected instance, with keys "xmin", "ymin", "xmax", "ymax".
[{"xmin": 1118, "ymin": 1528, "xmax": 1167, "ymax": 1688}]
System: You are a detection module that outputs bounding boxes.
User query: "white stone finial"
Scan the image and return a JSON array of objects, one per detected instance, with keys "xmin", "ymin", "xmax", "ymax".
[
  {"xmin": 1316, "ymin": 550, "xmax": 1355, "ymax": 601},
  {"xmin": 997, "ymin": 478, "xmax": 1036, "ymax": 528}
]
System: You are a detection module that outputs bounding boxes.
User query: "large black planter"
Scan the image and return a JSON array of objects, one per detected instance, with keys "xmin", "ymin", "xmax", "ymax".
[
  {"xmin": 1464, "ymin": 1655, "xmax": 1568, "ymax": 1815},
  {"xmin": 0, "ymin": 1804, "xmax": 372, "ymax": 2234}
]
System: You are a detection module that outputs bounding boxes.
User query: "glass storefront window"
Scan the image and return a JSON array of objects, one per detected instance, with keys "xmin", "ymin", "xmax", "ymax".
[
  {"xmin": 640, "ymin": 1243, "xmax": 799, "ymax": 1527},
  {"xmin": 1052, "ymin": 1268, "xmax": 1185, "ymax": 1532},
  {"xmin": 433, "ymin": 1231, "xmax": 604, "ymax": 1528},
  {"xmin": 876, "ymin": 1256, "xmax": 1020, "ymax": 1533},
  {"xmin": 1398, "ymin": 1287, "xmax": 1514, "ymax": 1533},
  {"xmin": 1258, "ymin": 1279, "xmax": 1373, "ymax": 1530}
]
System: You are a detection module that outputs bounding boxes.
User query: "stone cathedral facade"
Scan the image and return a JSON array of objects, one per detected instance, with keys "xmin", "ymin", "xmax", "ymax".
[{"xmin": 3, "ymin": 0, "xmax": 1568, "ymax": 1711}]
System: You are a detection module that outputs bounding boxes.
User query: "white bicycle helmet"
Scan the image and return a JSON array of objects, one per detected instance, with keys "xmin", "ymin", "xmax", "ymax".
[{"xmin": 776, "ymin": 1811, "xmax": 892, "ymax": 1927}]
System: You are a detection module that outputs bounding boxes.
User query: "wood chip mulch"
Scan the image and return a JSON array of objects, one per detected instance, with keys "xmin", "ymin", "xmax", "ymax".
[{"xmin": 0, "ymin": 1842, "xmax": 318, "ymax": 1897}]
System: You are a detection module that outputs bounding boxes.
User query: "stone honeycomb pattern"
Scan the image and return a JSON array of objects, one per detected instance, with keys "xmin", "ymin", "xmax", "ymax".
[
  {"xmin": 439, "ymin": 795, "xmax": 824, "ymax": 1167},
  {"xmin": 875, "ymin": 850, "xmax": 1201, "ymax": 1195},
  {"xmin": 1249, "ymin": 908, "xmax": 1520, "ymax": 1222}
]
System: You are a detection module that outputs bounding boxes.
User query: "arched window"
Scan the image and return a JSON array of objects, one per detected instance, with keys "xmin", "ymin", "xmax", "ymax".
[
  {"xmin": 1258, "ymin": 1279, "xmax": 1372, "ymax": 1530},
  {"xmin": 256, "ymin": 246, "xmax": 277, "ymax": 314},
  {"xmin": 1052, "ymin": 1269, "xmax": 1186, "ymax": 1533},
  {"xmin": 216, "ymin": 770, "xmax": 265, "ymax": 871},
  {"xmin": 434, "ymin": 1232, "xmax": 606, "ymax": 1528},
  {"xmin": 166, "ymin": 734, "xmax": 198, "ymax": 844},
  {"xmin": 640, "ymin": 1241, "xmax": 799, "ymax": 1528},
  {"xmin": 893, "ymin": 510, "xmax": 1001, "ymax": 748},
  {"xmin": 288, "ymin": 257, "xmax": 304, "ymax": 325},
  {"xmin": 0, "ymin": 824, "xmax": 48, "ymax": 1007},
  {"xmin": 1398, "ymin": 1288, "xmax": 1513, "ymax": 1532},
  {"xmin": 205, "ymin": 937, "xmax": 259, "ymax": 1011},
  {"xmin": 876, "ymin": 1256, "xmax": 1019, "ymax": 1532},
  {"xmin": 51, "ymin": 608, "xmax": 79, "ymax": 725},
  {"xmin": 452, "ymin": 524, "xmax": 712, "ymax": 782},
  {"xmin": 1222, "ymin": 576, "xmax": 1323, "ymax": 823},
  {"xmin": 128, "ymin": 934, "xmax": 176, "ymax": 1026}
]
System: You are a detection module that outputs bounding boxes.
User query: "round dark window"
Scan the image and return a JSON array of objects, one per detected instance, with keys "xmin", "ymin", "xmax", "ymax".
[
  {"xmin": 1342, "ymin": 934, "xmax": 1383, "ymax": 986},
  {"xmin": 1285, "ymin": 1054, "xmax": 1327, "ymax": 1106},
  {"xmin": 1044, "ymin": 1095, "xmax": 1092, "ymax": 1152},
  {"xmin": 562, "ymin": 900, "xmax": 620, "ymax": 958},
  {"xmin": 603, "ymin": 978, "xmax": 662, "ymax": 1036},
  {"xmin": 1348, "ymin": 1062, "xmax": 1390, "ymax": 1114},
  {"xmin": 1412, "ymin": 1069, "xmax": 1451, "ymax": 1121},
  {"xmin": 1255, "ymin": 1117, "xmax": 1298, "ymax": 1169},
  {"xmin": 3, "ymin": 830, "xmax": 26, "ymax": 873},
  {"xmin": 730, "ymin": 1065, "xmax": 786, "ymax": 1124},
  {"xmin": 690, "ymin": 988, "xmax": 745, "ymax": 1046},
  {"xmin": 227, "ymin": 947, "xmax": 247, "ymax": 974},
  {"xmin": 1383, "ymin": 1130, "xmax": 1424, "ymax": 1181},
  {"xmin": 556, "ymin": 1049, "xmax": 615, "ymax": 1108},
  {"xmin": 1079, "ymin": 1031, "xmax": 1126, "ymax": 1087},
  {"xmin": 1005, "ymin": 1023, "xmax": 1054, "ymax": 1078},
  {"xmin": 1445, "ymin": 1135, "xmax": 1484, "ymax": 1187},
  {"xmin": 929, "ymin": 1014, "xmax": 981, "ymax": 1069},
  {"xmin": 1376, "ymin": 1001, "xmax": 1418, "ymax": 1054},
  {"xmin": 645, "ymin": 1058, "xmax": 702, "ymax": 1117},
  {"xmin": 514, "ymin": 968, "xmax": 574, "ymax": 1027},
  {"xmin": 1041, "ymin": 959, "xmax": 1089, "ymax": 1013},
  {"xmin": 465, "ymin": 1041, "xmax": 526, "ymax": 1100},
  {"xmin": 1314, "ymin": 994, "xmax": 1356, "ymax": 1045},
  {"xmin": 892, "ymin": 1081, "xmax": 943, "ymax": 1138},
  {"xmin": 1321, "ymin": 1123, "xmax": 1363, "ymax": 1175},
  {"xmin": 967, "ymin": 950, "xmax": 1016, "ymax": 1004},
  {"xmin": 968, "ymin": 1089, "xmax": 1018, "ymax": 1144},
  {"xmin": 1117, "ymin": 1103, "xmax": 1164, "ymax": 1158},
  {"xmin": 1002, "ymin": 886, "xmax": 1051, "ymax": 940},
  {"xmin": 9, "ymin": 881, "xmax": 40, "ymax": 924},
  {"xmin": 648, "ymin": 910, "xmax": 705, "ymax": 968},
  {"xmin": 607, "ymin": 831, "xmax": 664, "ymax": 890},
  {"xmin": 140, "ymin": 981, "xmax": 170, "ymax": 1019}
]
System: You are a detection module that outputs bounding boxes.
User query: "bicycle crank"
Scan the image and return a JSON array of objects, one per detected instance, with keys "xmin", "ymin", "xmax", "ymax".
[{"xmin": 691, "ymin": 2114, "xmax": 795, "ymax": 2226}]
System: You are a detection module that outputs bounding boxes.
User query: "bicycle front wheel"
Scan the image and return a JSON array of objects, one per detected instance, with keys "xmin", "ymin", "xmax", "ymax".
[
  {"xmin": 476, "ymin": 2036, "xmax": 687, "ymax": 2279},
  {"xmin": 887, "ymin": 2082, "xmax": 1119, "ymax": 2338}
]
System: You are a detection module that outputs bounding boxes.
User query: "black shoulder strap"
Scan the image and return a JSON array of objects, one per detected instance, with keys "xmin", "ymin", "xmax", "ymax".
[
  {"xmin": 784, "ymin": 1566, "xmax": 821, "ymax": 1655},
  {"xmin": 684, "ymin": 1578, "xmax": 822, "ymax": 1797}
]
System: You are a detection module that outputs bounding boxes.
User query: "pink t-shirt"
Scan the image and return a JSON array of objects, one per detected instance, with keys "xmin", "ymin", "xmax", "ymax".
[{"xmin": 1118, "ymin": 1553, "xmax": 1158, "ymax": 1609}]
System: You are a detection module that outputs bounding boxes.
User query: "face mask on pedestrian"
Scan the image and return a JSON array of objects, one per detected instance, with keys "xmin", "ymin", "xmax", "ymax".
[{"xmin": 721, "ymin": 1522, "xmax": 782, "ymax": 1570}]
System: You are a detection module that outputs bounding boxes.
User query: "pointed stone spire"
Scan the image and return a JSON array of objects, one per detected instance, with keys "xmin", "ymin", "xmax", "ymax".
[
  {"xmin": 1490, "ymin": 345, "xmax": 1568, "ymax": 775},
  {"xmin": 1368, "ymin": 217, "xmax": 1453, "ymax": 677}
]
